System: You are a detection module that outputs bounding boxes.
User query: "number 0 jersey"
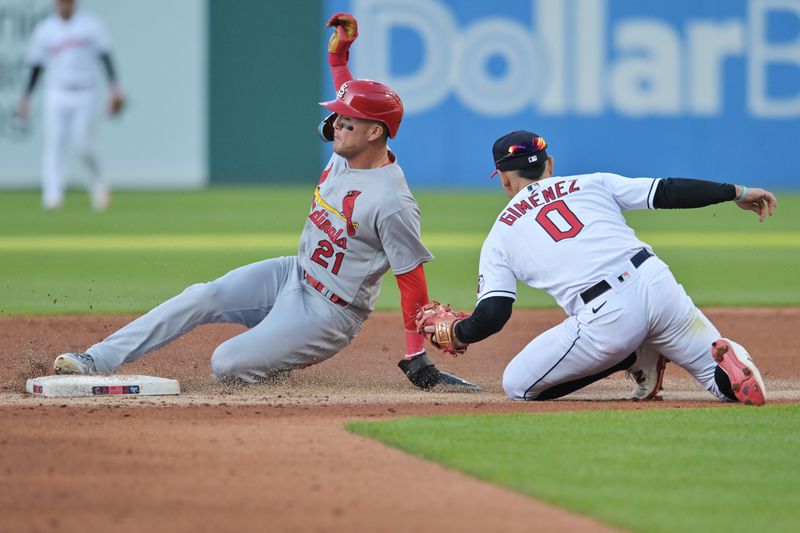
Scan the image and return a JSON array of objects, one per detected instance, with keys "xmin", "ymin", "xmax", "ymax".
[
  {"xmin": 478, "ymin": 173, "xmax": 662, "ymax": 314},
  {"xmin": 298, "ymin": 153, "xmax": 433, "ymax": 311}
]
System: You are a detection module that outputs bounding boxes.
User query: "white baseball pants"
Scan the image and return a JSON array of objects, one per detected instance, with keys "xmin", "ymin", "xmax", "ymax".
[
  {"xmin": 502, "ymin": 255, "xmax": 729, "ymax": 401},
  {"xmin": 42, "ymin": 87, "xmax": 107, "ymax": 209}
]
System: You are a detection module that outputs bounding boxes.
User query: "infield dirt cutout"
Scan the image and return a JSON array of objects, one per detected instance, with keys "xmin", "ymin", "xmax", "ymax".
[{"xmin": 1, "ymin": 308, "xmax": 798, "ymax": 532}]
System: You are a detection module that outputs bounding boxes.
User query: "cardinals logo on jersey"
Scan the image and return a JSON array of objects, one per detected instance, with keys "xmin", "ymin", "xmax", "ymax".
[
  {"xmin": 311, "ymin": 187, "xmax": 361, "ymax": 238},
  {"xmin": 340, "ymin": 190, "xmax": 361, "ymax": 237}
]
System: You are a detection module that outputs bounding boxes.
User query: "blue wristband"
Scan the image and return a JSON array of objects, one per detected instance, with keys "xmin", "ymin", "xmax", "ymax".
[{"xmin": 736, "ymin": 186, "xmax": 748, "ymax": 202}]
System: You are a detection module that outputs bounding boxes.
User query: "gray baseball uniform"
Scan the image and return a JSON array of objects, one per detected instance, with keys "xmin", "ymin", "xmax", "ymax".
[{"xmin": 85, "ymin": 152, "xmax": 432, "ymax": 382}]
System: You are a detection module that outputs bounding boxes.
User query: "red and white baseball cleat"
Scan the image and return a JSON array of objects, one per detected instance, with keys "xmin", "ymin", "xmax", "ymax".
[
  {"xmin": 711, "ymin": 339, "xmax": 766, "ymax": 406},
  {"xmin": 626, "ymin": 350, "xmax": 667, "ymax": 401}
]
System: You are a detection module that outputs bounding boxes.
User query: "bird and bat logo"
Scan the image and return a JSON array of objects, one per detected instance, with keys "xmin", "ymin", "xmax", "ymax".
[
  {"xmin": 312, "ymin": 187, "xmax": 361, "ymax": 237},
  {"xmin": 309, "ymin": 175, "xmax": 362, "ymax": 249}
]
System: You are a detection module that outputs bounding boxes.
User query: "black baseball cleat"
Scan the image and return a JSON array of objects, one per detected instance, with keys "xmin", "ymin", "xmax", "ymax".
[
  {"xmin": 399, "ymin": 351, "xmax": 481, "ymax": 392},
  {"xmin": 435, "ymin": 371, "xmax": 481, "ymax": 392}
]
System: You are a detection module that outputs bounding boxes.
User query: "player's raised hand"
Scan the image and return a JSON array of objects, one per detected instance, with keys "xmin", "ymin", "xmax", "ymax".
[
  {"xmin": 735, "ymin": 186, "xmax": 777, "ymax": 222},
  {"xmin": 327, "ymin": 13, "xmax": 358, "ymax": 55}
]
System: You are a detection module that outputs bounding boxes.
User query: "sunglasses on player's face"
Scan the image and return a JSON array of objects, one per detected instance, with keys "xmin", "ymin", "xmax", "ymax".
[{"xmin": 493, "ymin": 137, "xmax": 548, "ymax": 165}]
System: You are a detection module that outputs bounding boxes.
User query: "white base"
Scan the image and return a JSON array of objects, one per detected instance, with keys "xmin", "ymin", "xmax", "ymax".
[{"xmin": 26, "ymin": 375, "xmax": 181, "ymax": 397}]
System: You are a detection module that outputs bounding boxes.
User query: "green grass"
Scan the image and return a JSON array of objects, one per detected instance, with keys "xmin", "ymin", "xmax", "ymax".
[
  {"xmin": 347, "ymin": 404, "xmax": 800, "ymax": 533},
  {"xmin": 1, "ymin": 188, "xmax": 798, "ymax": 314}
]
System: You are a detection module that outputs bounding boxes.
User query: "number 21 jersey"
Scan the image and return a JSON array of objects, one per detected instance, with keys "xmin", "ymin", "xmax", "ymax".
[{"xmin": 298, "ymin": 153, "xmax": 433, "ymax": 311}]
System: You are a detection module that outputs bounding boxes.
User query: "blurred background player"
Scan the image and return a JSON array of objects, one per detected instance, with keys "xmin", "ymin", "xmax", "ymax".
[{"xmin": 17, "ymin": 0, "xmax": 125, "ymax": 212}]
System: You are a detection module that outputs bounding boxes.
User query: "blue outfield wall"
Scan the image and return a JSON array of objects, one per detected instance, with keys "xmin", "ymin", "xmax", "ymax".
[{"xmin": 322, "ymin": 0, "xmax": 800, "ymax": 189}]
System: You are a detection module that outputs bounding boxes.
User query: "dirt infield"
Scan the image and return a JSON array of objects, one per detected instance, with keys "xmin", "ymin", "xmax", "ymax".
[{"xmin": 1, "ymin": 309, "xmax": 798, "ymax": 532}]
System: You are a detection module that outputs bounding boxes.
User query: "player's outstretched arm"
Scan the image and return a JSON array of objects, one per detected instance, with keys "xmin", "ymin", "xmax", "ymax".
[
  {"xmin": 395, "ymin": 270, "xmax": 479, "ymax": 390},
  {"xmin": 453, "ymin": 296, "xmax": 514, "ymax": 346},
  {"xmin": 414, "ymin": 297, "xmax": 515, "ymax": 357},
  {"xmin": 734, "ymin": 185, "xmax": 777, "ymax": 222},
  {"xmin": 396, "ymin": 265, "xmax": 429, "ymax": 356},
  {"xmin": 652, "ymin": 178, "xmax": 777, "ymax": 223},
  {"xmin": 326, "ymin": 12, "xmax": 357, "ymax": 91}
]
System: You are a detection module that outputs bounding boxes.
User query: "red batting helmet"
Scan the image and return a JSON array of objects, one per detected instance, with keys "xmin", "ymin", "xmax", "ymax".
[{"xmin": 319, "ymin": 79, "xmax": 404, "ymax": 138}]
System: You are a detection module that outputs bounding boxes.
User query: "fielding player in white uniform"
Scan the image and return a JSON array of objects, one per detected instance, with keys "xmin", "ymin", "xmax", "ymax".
[
  {"xmin": 421, "ymin": 130, "xmax": 776, "ymax": 405},
  {"xmin": 52, "ymin": 14, "xmax": 478, "ymax": 392},
  {"xmin": 18, "ymin": 0, "xmax": 125, "ymax": 211}
]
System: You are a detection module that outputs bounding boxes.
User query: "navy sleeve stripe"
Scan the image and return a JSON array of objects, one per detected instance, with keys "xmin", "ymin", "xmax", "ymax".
[{"xmin": 647, "ymin": 178, "xmax": 658, "ymax": 210}]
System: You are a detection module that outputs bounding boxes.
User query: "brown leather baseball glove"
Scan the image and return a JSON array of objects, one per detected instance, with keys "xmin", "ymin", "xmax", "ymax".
[{"xmin": 415, "ymin": 301, "xmax": 470, "ymax": 356}]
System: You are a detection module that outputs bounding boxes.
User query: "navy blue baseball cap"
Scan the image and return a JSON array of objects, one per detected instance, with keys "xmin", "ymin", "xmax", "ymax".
[{"xmin": 489, "ymin": 131, "xmax": 548, "ymax": 178}]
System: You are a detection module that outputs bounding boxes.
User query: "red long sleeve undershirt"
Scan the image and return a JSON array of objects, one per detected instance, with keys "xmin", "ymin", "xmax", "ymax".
[
  {"xmin": 330, "ymin": 53, "xmax": 352, "ymax": 90},
  {"xmin": 396, "ymin": 264, "xmax": 429, "ymax": 356},
  {"xmin": 328, "ymin": 53, "xmax": 427, "ymax": 356}
]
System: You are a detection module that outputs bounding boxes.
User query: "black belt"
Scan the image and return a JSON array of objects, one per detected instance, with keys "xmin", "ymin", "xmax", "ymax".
[{"xmin": 579, "ymin": 249, "xmax": 653, "ymax": 305}]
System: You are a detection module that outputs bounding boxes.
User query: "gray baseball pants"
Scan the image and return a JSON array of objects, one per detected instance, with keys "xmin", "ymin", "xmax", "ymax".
[{"xmin": 87, "ymin": 256, "xmax": 367, "ymax": 382}]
